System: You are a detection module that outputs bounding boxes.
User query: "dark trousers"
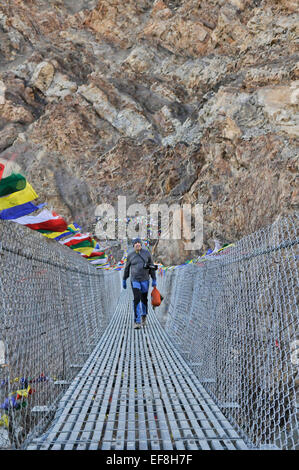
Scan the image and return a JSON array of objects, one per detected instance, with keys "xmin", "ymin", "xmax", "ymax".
[{"xmin": 131, "ymin": 283, "xmax": 148, "ymax": 323}]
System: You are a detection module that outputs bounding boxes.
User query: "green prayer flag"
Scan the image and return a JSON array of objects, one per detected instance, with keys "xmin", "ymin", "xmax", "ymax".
[{"xmin": 0, "ymin": 173, "xmax": 26, "ymax": 197}]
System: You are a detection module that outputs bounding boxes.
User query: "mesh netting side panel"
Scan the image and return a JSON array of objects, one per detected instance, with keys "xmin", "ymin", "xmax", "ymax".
[
  {"xmin": 155, "ymin": 216, "xmax": 298, "ymax": 449},
  {"xmin": 0, "ymin": 221, "xmax": 121, "ymax": 449}
]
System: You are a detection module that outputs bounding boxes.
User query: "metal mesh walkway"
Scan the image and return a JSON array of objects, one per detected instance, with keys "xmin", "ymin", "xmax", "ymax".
[{"xmin": 25, "ymin": 291, "xmax": 249, "ymax": 451}]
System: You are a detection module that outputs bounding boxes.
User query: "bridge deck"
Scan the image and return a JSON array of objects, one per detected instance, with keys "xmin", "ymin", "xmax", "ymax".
[{"xmin": 26, "ymin": 292, "xmax": 248, "ymax": 450}]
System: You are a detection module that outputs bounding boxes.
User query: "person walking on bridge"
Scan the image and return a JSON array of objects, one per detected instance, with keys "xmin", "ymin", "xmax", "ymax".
[{"xmin": 122, "ymin": 238, "xmax": 157, "ymax": 329}]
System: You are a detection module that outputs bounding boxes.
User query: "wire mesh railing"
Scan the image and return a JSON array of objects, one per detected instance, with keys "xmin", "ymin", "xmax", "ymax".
[
  {"xmin": 0, "ymin": 220, "xmax": 121, "ymax": 449},
  {"xmin": 156, "ymin": 215, "xmax": 298, "ymax": 450}
]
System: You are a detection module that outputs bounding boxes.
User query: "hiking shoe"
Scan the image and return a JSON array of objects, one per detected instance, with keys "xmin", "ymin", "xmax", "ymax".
[
  {"xmin": 141, "ymin": 315, "xmax": 147, "ymax": 327},
  {"xmin": 134, "ymin": 323, "xmax": 141, "ymax": 330}
]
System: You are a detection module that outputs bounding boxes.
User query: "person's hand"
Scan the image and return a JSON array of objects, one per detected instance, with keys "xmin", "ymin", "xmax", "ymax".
[
  {"xmin": 122, "ymin": 279, "xmax": 127, "ymax": 289},
  {"xmin": 152, "ymin": 279, "xmax": 157, "ymax": 287}
]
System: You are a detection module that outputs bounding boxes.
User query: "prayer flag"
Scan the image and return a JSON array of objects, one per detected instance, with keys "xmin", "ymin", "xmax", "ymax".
[
  {"xmin": 82, "ymin": 250, "xmax": 105, "ymax": 259},
  {"xmin": 72, "ymin": 246, "xmax": 95, "ymax": 257},
  {"xmin": 10, "ymin": 209, "xmax": 67, "ymax": 232},
  {"xmin": 0, "ymin": 202, "xmax": 45, "ymax": 220},
  {"xmin": 67, "ymin": 223, "xmax": 82, "ymax": 233},
  {"xmin": 0, "ymin": 173, "xmax": 26, "ymax": 197},
  {"xmin": 68, "ymin": 240, "xmax": 94, "ymax": 250},
  {"xmin": 0, "ymin": 158, "xmax": 21, "ymax": 178},
  {"xmin": 59, "ymin": 233, "xmax": 93, "ymax": 247},
  {"xmin": 0, "ymin": 182, "xmax": 38, "ymax": 210},
  {"xmin": 89, "ymin": 258, "xmax": 107, "ymax": 264},
  {"xmin": 42, "ymin": 230, "xmax": 73, "ymax": 240},
  {"xmin": 0, "ymin": 164, "xmax": 4, "ymax": 181}
]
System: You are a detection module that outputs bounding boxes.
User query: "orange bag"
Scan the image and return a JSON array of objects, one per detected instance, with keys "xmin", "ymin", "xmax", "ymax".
[{"xmin": 151, "ymin": 286, "xmax": 162, "ymax": 307}]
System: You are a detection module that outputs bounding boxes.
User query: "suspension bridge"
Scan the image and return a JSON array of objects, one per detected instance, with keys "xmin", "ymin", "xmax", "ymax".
[{"xmin": 0, "ymin": 216, "xmax": 298, "ymax": 450}]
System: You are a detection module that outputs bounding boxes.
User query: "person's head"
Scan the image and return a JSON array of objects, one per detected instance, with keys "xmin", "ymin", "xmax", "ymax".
[{"xmin": 132, "ymin": 238, "xmax": 142, "ymax": 252}]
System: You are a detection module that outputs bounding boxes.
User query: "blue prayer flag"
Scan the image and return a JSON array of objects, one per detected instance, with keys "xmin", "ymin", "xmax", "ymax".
[{"xmin": 0, "ymin": 202, "xmax": 45, "ymax": 220}]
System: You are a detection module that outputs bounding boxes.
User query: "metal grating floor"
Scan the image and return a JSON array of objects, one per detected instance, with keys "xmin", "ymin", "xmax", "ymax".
[{"xmin": 26, "ymin": 291, "xmax": 248, "ymax": 450}]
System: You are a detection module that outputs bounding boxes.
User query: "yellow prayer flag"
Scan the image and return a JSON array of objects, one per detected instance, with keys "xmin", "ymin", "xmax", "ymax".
[
  {"xmin": 73, "ymin": 246, "xmax": 94, "ymax": 256},
  {"xmin": 0, "ymin": 182, "xmax": 38, "ymax": 210},
  {"xmin": 42, "ymin": 230, "xmax": 69, "ymax": 239},
  {"xmin": 0, "ymin": 414, "xmax": 9, "ymax": 428},
  {"xmin": 16, "ymin": 386, "xmax": 31, "ymax": 398}
]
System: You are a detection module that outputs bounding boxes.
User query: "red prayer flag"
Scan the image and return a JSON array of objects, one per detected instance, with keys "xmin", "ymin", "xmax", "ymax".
[
  {"xmin": 0, "ymin": 163, "xmax": 4, "ymax": 181},
  {"xmin": 82, "ymin": 251, "xmax": 105, "ymax": 258}
]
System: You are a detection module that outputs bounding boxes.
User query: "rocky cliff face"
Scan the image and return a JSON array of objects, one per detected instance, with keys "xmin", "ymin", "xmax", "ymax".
[{"xmin": 0, "ymin": 0, "xmax": 298, "ymax": 264}]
